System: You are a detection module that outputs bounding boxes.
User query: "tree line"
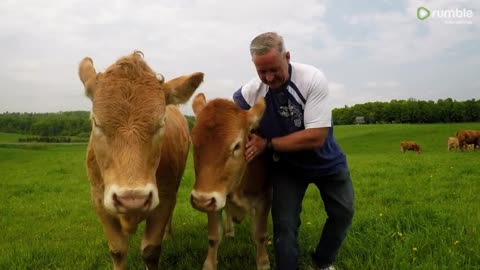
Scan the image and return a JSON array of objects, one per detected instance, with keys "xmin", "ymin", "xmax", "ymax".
[
  {"xmin": 1, "ymin": 98, "xmax": 478, "ymax": 138},
  {"xmin": 0, "ymin": 111, "xmax": 196, "ymax": 138},
  {"xmin": 333, "ymin": 98, "xmax": 480, "ymax": 125},
  {"xmin": 0, "ymin": 111, "xmax": 91, "ymax": 138}
]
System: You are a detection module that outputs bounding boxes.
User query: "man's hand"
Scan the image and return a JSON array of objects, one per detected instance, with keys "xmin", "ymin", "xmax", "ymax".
[{"xmin": 245, "ymin": 133, "xmax": 267, "ymax": 162}]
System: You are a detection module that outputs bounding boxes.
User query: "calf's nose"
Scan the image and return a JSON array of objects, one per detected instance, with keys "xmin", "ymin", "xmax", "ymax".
[{"xmin": 113, "ymin": 190, "xmax": 152, "ymax": 211}]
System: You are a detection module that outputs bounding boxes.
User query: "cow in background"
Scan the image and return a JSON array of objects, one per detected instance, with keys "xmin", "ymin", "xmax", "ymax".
[
  {"xmin": 400, "ymin": 141, "xmax": 422, "ymax": 154},
  {"xmin": 78, "ymin": 51, "xmax": 203, "ymax": 270},
  {"xmin": 447, "ymin": 137, "xmax": 459, "ymax": 151},
  {"xmin": 190, "ymin": 93, "xmax": 271, "ymax": 270},
  {"xmin": 456, "ymin": 130, "xmax": 480, "ymax": 151}
]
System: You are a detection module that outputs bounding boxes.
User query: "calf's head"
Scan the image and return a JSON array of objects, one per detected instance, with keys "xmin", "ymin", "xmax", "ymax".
[
  {"xmin": 189, "ymin": 93, "xmax": 265, "ymax": 212},
  {"xmin": 79, "ymin": 51, "xmax": 203, "ymax": 214}
]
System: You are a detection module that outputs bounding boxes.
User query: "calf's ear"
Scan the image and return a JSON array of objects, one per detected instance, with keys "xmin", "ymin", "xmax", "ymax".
[
  {"xmin": 164, "ymin": 72, "xmax": 204, "ymax": 105},
  {"xmin": 247, "ymin": 97, "xmax": 266, "ymax": 130},
  {"xmin": 78, "ymin": 57, "xmax": 98, "ymax": 100},
  {"xmin": 192, "ymin": 93, "xmax": 207, "ymax": 117}
]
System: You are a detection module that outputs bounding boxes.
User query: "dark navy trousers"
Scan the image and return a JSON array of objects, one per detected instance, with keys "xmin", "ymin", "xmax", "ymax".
[{"xmin": 271, "ymin": 166, "xmax": 354, "ymax": 270}]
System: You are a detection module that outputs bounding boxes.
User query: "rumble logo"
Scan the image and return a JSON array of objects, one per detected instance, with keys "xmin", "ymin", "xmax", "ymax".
[
  {"xmin": 417, "ymin": 6, "xmax": 430, "ymax": 20},
  {"xmin": 416, "ymin": 6, "xmax": 474, "ymax": 24}
]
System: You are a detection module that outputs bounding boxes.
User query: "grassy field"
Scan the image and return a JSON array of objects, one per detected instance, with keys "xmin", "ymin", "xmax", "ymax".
[
  {"xmin": 0, "ymin": 123, "xmax": 479, "ymax": 270},
  {"xmin": 0, "ymin": 132, "xmax": 31, "ymax": 143}
]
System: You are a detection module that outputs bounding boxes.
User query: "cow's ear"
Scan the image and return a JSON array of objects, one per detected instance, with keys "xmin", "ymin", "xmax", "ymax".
[
  {"xmin": 247, "ymin": 97, "xmax": 266, "ymax": 130},
  {"xmin": 163, "ymin": 72, "xmax": 204, "ymax": 105},
  {"xmin": 78, "ymin": 57, "xmax": 98, "ymax": 100},
  {"xmin": 192, "ymin": 93, "xmax": 207, "ymax": 118}
]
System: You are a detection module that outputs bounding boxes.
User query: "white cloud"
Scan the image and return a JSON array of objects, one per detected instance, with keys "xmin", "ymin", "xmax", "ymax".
[
  {"xmin": 0, "ymin": 0, "xmax": 478, "ymax": 116},
  {"xmin": 345, "ymin": 0, "xmax": 479, "ymax": 64}
]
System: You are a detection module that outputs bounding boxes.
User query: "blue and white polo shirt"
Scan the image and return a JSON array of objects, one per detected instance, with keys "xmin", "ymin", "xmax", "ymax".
[{"xmin": 233, "ymin": 62, "xmax": 347, "ymax": 177}]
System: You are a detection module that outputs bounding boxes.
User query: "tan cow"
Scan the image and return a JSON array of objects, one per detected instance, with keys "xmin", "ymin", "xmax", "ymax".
[
  {"xmin": 190, "ymin": 93, "xmax": 271, "ymax": 270},
  {"xmin": 456, "ymin": 130, "xmax": 480, "ymax": 151},
  {"xmin": 78, "ymin": 51, "xmax": 203, "ymax": 270},
  {"xmin": 447, "ymin": 137, "xmax": 459, "ymax": 151},
  {"xmin": 400, "ymin": 141, "xmax": 422, "ymax": 153}
]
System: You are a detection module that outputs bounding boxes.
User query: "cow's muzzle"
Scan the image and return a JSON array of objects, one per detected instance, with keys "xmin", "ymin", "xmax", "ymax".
[
  {"xmin": 104, "ymin": 184, "xmax": 159, "ymax": 214},
  {"xmin": 190, "ymin": 190, "xmax": 227, "ymax": 212}
]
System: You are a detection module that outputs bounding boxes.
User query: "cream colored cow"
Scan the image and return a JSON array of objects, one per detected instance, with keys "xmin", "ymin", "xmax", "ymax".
[
  {"xmin": 78, "ymin": 51, "xmax": 203, "ymax": 270},
  {"xmin": 447, "ymin": 137, "xmax": 459, "ymax": 151}
]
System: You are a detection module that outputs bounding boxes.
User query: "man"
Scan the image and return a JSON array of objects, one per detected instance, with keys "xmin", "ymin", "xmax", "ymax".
[{"xmin": 233, "ymin": 32, "xmax": 354, "ymax": 270}]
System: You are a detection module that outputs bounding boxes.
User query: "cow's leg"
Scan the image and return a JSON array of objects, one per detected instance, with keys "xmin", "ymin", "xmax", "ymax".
[
  {"xmin": 224, "ymin": 208, "xmax": 235, "ymax": 238},
  {"xmin": 252, "ymin": 200, "xmax": 271, "ymax": 270},
  {"xmin": 203, "ymin": 210, "xmax": 223, "ymax": 270},
  {"xmin": 163, "ymin": 215, "xmax": 173, "ymax": 241},
  {"xmin": 96, "ymin": 210, "xmax": 128, "ymax": 270},
  {"xmin": 141, "ymin": 194, "xmax": 176, "ymax": 270},
  {"xmin": 460, "ymin": 141, "xmax": 467, "ymax": 151}
]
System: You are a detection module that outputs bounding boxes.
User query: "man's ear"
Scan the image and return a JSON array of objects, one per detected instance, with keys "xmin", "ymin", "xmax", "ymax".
[
  {"xmin": 192, "ymin": 93, "xmax": 207, "ymax": 118},
  {"xmin": 247, "ymin": 97, "xmax": 266, "ymax": 130},
  {"xmin": 163, "ymin": 72, "xmax": 204, "ymax": 105},
  {"xmin": 78, "ymin": 57, "xmax": 98, "ymax": 100}
]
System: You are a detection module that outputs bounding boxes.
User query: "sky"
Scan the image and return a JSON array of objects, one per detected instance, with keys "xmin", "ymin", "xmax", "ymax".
[{"xmin": 0, "ymin": 0, "xmax": 478, "ymax": 116}]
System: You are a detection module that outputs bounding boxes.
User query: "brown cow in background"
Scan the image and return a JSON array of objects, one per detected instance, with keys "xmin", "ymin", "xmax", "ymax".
[
  {"xmin": 190, "ymin": 93, "xmax": 271, "ymax": 270},
  {"xmin": 78, "ymin": 51, "xmax": 203, "ymax": 270},
  {"xmin": 456, "ymin": 130, "xmax": 480, "ymax": 151},
  {"xmin": 447, "ymin": 137, "xmax": 459, "ymax": 151},
  {"xmin": 400, "ymin": 141, "xmax": 422, "ymax": 153}
]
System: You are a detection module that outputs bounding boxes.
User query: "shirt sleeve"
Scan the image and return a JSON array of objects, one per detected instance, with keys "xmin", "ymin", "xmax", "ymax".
[
  {"xmin": 232, "ymin": 78, "xmax": 266, "ymax": 110},
  {"xmin": 233, "ymin": 88, "xmax": 251, "ymax": 110},
  {"xmin": 303, "ymin": 71, "xmax": 332, "ymax": 128}
]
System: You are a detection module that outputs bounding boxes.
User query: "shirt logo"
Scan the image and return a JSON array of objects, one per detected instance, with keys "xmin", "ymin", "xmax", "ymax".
[{"xmin": 277, "ymin": 100, "xmax": 303, "ymax": 128}]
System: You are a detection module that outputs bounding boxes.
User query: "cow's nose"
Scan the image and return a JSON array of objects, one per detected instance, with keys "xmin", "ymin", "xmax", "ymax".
[
  {"xmin": 190, "ymin": 192, "xmax": 216, "ymax": 212},
  {"xmin": 113, "ymin": 190, "xmax": 152, "ymax": 211}
]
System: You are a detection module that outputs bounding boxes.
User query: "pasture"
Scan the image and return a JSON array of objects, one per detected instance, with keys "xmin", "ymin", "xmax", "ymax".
[{"xmin": 0, "ymin": 123, "xmax": 479, "ymax": 270}]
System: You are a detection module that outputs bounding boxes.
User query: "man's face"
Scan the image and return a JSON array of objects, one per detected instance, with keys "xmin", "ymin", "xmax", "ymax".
[{"xmin": 252, "ymin": 49, "xmax": 290, "ymax": 89}]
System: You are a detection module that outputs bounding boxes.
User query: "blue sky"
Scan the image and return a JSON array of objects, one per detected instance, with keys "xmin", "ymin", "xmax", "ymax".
[{"xmin": 0, "ymin": 0, "xmax": 478, "ymax": 115}]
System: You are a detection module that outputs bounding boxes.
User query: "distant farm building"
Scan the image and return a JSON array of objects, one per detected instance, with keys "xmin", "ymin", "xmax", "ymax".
[{"xmin": 354, "ymin": 116, "xmax": 366, "ymax": 124}]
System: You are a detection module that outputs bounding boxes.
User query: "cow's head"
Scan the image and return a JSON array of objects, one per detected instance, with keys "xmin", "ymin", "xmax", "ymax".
[
  {"xmin": 189, "ymin": 93, "xmax": 265, "ymax": 212},
  {"xmin": 78, "ymin": 51, "xmax": 203, "ymax": 214}
]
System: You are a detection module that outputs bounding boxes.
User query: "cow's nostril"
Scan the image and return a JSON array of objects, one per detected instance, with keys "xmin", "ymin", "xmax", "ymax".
[
  {"xmin": 209, "ymin": 197, "xmax": 216, "ymax": 206},
  {"xmin": 144, "ymin": 192, "xmax": 153, "ymax": 206},
  {"xmin": 113, "ymin": 193, "xmax": 120, "ymax": 206}
]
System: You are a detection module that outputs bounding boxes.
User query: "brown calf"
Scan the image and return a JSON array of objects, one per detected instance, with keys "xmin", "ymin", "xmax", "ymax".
[
  {"xmin": 190, "ymin": 93, "xmax": 271, "ymax": 270},
  {"xmin": 456, "ymin": 130, "xmax": 480, "ymax": 151},
  {"xmin": 400, "ymin": 141, "xmax": 422, "ymax": 153},
  {"xmin": 78, "ymin": 51, "xmax": 203, "ymax": 270}
]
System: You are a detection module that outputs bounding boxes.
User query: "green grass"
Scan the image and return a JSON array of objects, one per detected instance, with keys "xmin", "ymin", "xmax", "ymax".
[
  {"xmin": 0, "ymin": 132, "xmax": 30, "ymax": 143},
  {"xmin": 1, "ymin": 123, "xmax": 479, "ymax": 270}
]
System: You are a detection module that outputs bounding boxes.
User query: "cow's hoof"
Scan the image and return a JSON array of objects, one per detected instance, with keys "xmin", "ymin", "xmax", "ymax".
[
  {"xmin": 202, "ymin": 260, "xmax": 216, "ymax": 270},
  {"xmin": 257, "ymin": 259, "xmax": 270, "ymax": 270}
]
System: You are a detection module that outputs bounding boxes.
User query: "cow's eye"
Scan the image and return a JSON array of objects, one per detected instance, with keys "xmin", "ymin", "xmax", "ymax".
[
  {"xmin": 91, "ymin": 117, "xmax": 104, "ymax": 134},
  {"xmin": 232, "ymin": 143, "xmax": 241, "ymax": 156},
  {"xmin": 154, "ymin": 118, "xmax": 166, "ymax": 138}
]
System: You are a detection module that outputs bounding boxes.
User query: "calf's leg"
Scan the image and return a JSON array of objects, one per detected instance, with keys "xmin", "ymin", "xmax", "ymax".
[
  {"xmin": 252, "ymin": 200, "xmax": 271, "ymax": 270},
  {"xmin": 141, "ymin": 195, "xmax": 176, "ymax": 270},
  {"xmin": 96, "ymin": 210, "xmax": 128, "ymax": 270},
  {"xmin": 203, "ymin": 210, "xmax": 223, "ymax": 270}
]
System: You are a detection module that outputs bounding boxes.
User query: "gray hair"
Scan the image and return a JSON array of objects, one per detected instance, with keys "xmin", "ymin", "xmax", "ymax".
[{"xmin": 249, "ymin": 32, "xmax": 286, "ymax": 56}]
